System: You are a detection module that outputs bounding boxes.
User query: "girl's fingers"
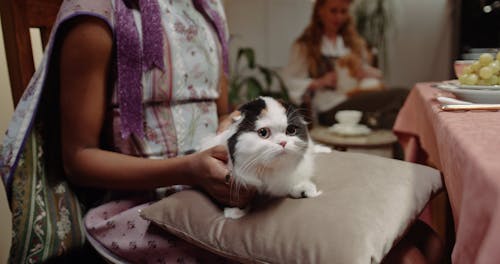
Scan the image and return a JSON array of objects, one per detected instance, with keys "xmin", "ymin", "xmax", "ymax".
[{"xmin": 209, "ymin": 145, "xmax": 229, "ymax": 162}]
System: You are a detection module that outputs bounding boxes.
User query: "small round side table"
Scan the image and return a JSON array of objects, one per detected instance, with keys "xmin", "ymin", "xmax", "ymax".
[{"xmin": 309, "ymin": 126, "xmax": 398, "ymax": 158}]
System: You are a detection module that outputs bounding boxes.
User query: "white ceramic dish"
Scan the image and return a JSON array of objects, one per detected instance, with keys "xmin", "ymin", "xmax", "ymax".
[
  {"xmin": 457, "ymin": 84, "xmax": 500, "ymax": 90},
  {"xmin": 444, "ymin": 79, "xmax": 500, "ymax": 90},
  {"xmin": 436, "ymin": 83, "xmax": 500, "ymax": 104},
  {"xmin": 328, "ymin": 123, "xmax": 372, "ymax": 136}
]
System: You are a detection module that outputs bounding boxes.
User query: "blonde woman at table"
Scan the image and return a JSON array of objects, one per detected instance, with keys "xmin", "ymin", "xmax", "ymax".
[{"xmin": 281, "ymin": 0, "xmax": 408, "ymax": 129}]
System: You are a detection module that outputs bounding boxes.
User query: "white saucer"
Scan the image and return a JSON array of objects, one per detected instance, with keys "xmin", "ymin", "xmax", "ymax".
[{"xmin": 328, "ymin": 123, "xmax": 372, "ymax": 136}]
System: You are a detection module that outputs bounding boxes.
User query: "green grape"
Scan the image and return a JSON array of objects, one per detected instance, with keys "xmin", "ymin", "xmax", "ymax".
[
  {"xmin": 490, "ymin": 75, "xmax": 499, "ymax": 85},
  {"xmin": 458, "ymin": 74, "xmax": 468, "ymax": 84},
  {"xmin": 479, "ymin": 53, "xmax": 494, "ymax": 66},
  {"xmin": 471, "ymin": 61, "xmax": 482, "ymax": 71},
  {"xmin": 490, "ymin": 61, "xmax": 500, "ymax": 74},
  {"xmin": 479, "ymin": 66, "xmax": 494, "ymax": 79},
  {"xmin": 463, "ymin": 65, "xmax": 473, "ymax": 74},
  {"xmin": 466, "ymin": 73, "xmax": 479, "ymax": 85},
  {"xmin": 482, "ymin": 77, "xmax": 495, "ymax": 85}
]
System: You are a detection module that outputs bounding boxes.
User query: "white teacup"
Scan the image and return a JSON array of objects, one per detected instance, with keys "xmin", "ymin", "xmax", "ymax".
[{"xmin": 335, "ymin": 110, "xmax": 362, "ymax": 126}]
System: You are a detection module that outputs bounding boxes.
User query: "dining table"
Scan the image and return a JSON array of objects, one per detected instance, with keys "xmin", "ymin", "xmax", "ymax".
[{"xmin": 393, "ymin": 82, "xmax": 500, "ymax": 264}]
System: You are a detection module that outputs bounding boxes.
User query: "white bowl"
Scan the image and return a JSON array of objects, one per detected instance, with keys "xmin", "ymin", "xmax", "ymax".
[
  {"xmin": 335, "ymin": 110, "xmax": 362, "ymax": 125},
  {"xmin": 461, "ymin": 52, "xmax": 496, "ymax": 60},
  {"xmin": 436, "ymin": 84, "xmax": 500, "ymax": 103}
]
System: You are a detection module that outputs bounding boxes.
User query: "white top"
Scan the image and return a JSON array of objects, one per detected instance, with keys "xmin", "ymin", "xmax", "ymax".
[{"xmin": 281, "ymin": 36, "xmax": 351, "ymax": 112}]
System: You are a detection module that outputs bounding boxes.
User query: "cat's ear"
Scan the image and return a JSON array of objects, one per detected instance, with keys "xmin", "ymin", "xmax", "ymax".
[
  {"xmin": 277, "ymin": 99, "xmax": 300, "ymax": 116},
  {"xmin": 301, "ymin": 118, "xmax": 310, "ymax": 126},
  {"xmin": 238, "ymin": 98, "xmax": 266, "ymax": 116},
  {"xmin": 275, "ymin": 98, "xmax": 290, "ymax": 108},
  {"xmin": 232, "ymin": 114, "xmax": 242, "ymax": 122}
]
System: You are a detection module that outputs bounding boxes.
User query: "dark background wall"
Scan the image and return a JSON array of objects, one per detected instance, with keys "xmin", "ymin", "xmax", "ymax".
[{"xmin": 459, "ymin": 0, "xmax": 500, "ymax": 54}]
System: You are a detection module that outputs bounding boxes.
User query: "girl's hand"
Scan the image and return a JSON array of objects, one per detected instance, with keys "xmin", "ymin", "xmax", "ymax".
[
  {"xmin": 309, "ymin": 71, "xmax": 337, "ymax": 91},
  {"xmin": 360, "ymin": 64, "xmax": 383, "ymax": 79},
  {"xmin": 322, "ymin": 71, "xmax": 338, "ymax": 90},
  {"xmin": 189, "ymin": 145, "xmax": 255, "ymax": 208}
]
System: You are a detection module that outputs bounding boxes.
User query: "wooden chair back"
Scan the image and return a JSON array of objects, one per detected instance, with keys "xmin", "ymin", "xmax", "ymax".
[{"xmin": 0, "ymin": 0, "xmax": 62, "ymax": 106}]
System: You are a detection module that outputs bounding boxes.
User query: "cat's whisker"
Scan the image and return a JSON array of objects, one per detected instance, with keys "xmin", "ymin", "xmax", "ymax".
[
  {"xmin": 235, "ymin": 162, "xmax": 256, "ymax": 183},
  {"xmin": 256, "ymin": 165, "xmax": 267, "ymax": 178},
  {"xmin": 287, "ymin": 107, "xmax": 306, "ymax": 119},
  {"xmin": 287, "ymin": 114, "xmax": 307, "ymax": 127},
  {"xmin": 294, "ymin": 141, "xmax": 309, "ymax": 150},
  {"xmin": 238, "ymin": 149, "xmax": 275, "ymax": 178},
  {"xmin": 229, "ymin": 171, "xmax": 249, "ymax": 202},
  {"xmin": 239, "ymin": 154, "xmax": 262, "ymax": 176},
  {"xmin": 229, "ymin": 180, "xmax": 243, "ymax": 203}
]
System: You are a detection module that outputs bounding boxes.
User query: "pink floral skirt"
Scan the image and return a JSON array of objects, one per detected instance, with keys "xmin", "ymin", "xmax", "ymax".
[{"xmin": 84, "ymin": 196, "xmax": 230, "ymax": 263}]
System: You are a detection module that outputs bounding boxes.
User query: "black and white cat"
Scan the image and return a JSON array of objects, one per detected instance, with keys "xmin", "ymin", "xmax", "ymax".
[{"xmin": 201, "ymin": 96, "xmax": 330, "ymax": 219}]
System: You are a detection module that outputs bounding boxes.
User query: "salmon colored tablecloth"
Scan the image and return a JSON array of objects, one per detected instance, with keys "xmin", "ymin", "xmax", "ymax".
[{"xmin": 393, "ymin": 82, "xmax": 500, "ymax": 264}]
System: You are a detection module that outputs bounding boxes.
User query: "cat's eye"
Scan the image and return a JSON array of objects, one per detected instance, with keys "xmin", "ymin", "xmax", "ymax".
[
  {"xmin": 286, "ymin": 125, "xmax": 297, "ymax": 136},
  {"xmin": 257, "ymin": 127, "xmax": 271, "ymax": 138}
]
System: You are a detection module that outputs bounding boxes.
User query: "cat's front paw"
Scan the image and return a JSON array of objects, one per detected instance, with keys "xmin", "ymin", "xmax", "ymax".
[
  {"xmin": 224, "ymin": 207, "xmax": 248, "ymax": 219},
  {"xmin": 313, "ymin": 143, "xmax": 332, "ymax": 153},
  {"xmin": 290, "ymin": 181, "xmax": 322, "ymax": 198}
]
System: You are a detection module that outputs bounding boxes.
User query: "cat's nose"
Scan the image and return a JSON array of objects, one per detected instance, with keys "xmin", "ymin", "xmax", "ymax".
[{"xmin": 279, "ymin": 141, "xmax": 287, "ymax": 148}]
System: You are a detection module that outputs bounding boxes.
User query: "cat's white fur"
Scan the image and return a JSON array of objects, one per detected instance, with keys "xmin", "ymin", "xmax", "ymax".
[{"xmin": 200, "ymin": 97, "xmax": 330, "ymax": 219}]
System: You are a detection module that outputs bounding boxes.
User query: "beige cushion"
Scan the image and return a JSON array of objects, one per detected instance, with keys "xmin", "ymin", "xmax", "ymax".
[{"xmin": 140, "ymin": 151, "xmax": 442, "ymax": 264}]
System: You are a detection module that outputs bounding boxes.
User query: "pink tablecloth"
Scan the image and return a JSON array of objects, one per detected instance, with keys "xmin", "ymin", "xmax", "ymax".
[{"xmin": 394, "ymin": 83, "xmax": 500, "ymax": 264}]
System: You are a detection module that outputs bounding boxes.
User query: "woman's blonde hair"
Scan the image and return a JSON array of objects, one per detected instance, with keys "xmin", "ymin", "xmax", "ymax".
[{"xmin": 297, "ymin": 0, "xmax": 366, "ymax": 77}]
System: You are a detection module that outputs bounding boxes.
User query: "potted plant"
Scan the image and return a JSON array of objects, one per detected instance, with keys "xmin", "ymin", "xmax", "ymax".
[
  {"xmin": 353, "ymin": 0, "xmax": 393, "ymax": 70},
  {"xmin": 228, "ymin": 47, "xmax": 289, "ymax": 108}
]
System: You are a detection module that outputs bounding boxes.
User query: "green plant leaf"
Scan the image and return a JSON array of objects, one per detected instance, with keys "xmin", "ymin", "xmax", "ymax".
[
  {"xmin": 237, "ymin": 47, "xmax": 256, "ymax": 69},
  {"xmin": 230, "ymin": 47, "xmax": 290, "ymax": 103},
  {"xmin": 228, "ymin": 81, "xmax": 241, "ymax": 104},
  {"xmin": 244, "ymin": 77, "xmax": 263, "ymax": 101},
  {"xmin": 353, "ymin": 0, "xmax": 392, "ymax": 72},
  {"xmin": 274, "ymin": 74, "xmax": 290, "ymax": 101},
  {"xmin": 258, "ymin": 66, "xmax": 273, "ymax": 88}
]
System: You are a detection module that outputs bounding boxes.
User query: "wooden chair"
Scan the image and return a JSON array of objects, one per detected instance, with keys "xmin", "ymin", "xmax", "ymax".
[{"xmin": 0, "ymin": 0, "xmax": 62, "ymax": 106}]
